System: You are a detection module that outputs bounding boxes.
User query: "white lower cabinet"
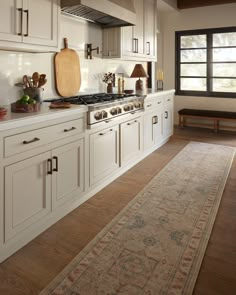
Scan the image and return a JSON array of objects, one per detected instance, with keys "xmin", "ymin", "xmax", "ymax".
[
  {"xmin": 89, "ymin": 125, "xmax": 119, "ymax": 186},
  {"xmin": 52, "ymin": 139, "xmax": 84, "ymax": 210},
  {"xmin": 163, "ymin": 103, "xmax": 173, "ymax": 139},
  {"xmin": 5, "ymin": 151, "xmax": 51, "ymax": 242},
  {"xmin": 143, "ymin": 109, "xmax": 162, "ymax": 150},
  {"xmin": 120, "ymin": 117, "xmax": 142, "ymax": 166},
  {"xmin": 4, "ymin": 138, "xmax": 84, "ymax": 242}
]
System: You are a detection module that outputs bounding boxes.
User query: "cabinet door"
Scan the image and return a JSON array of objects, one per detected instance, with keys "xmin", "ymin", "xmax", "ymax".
[
  {"xmin": 90, "ymin": 126, "xmax": 119, "ymax": 186},
  {"xmin": 144, "ymin": 0, "xmax": 156, "ymax": 60},
  {"xmin": 153, "ymin": 108, "xmax": 163, "ymax": 144},
  {"xmin": 102, "ymin": 27, "xmax": 121, "ymax": 58},
  {"xmin": 5, "ymin": 151, "xmax": 51, "ymax": 242},
  {"xmin": 133, "ymin": 0, "xmax": 144, "ymax": 57},
  {"xmin": 0, "ymin": 0, "xmax": 22, "ymax": 42},
  {"xmin": 52, "ymin": 139, "xmax": 84, "ymax": 209},
  {"xmin": 120, "ymin": 117, "xmax": 142, "ymax": 166},
  {"xmin": 143, "ymin": 111, "xmax": 155, "ymax": 150},
  {"xmin": 163, "ymin": 104, "xmax": 173, "ymax": 139},
  {"xmin": 121, "ymin": 26, "xmax": 134, "ymax": 57},
  {"xmin": 22, "ymin": 0, "xmax": 58, "ymax": 47},
  {"xmin": 122, "ymin": 0, "xmax": 144, "ymax": 58}
]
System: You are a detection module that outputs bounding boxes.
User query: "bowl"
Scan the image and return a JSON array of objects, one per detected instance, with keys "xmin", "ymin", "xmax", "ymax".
[
  {"xmin": 11, "ymin": 102, "xmax": 40, "ymax": 113},
  {"xmin": 0, "ymin": 107, "xmax": 7, "ymax": 118},
  {"xmin": 124, "ymin": 89, "xmax": 134, "ymax": 95}
]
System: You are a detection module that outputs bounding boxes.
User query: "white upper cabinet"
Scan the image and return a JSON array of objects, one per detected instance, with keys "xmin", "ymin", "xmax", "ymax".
[
  {"xmin": 102, "ymin": 0, "xmax": 157, "ymax": 61},
  {"xmin": 0, "ymin": 0, "xmax": 59, "ymax": 52},
  {"xmin": 144, "ymin": 0, "xmax": 157, "ymax": 60}
]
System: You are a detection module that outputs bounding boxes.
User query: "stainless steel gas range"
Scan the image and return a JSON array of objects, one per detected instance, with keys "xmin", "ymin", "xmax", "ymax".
[{"xmin": 45, "ymin": 93, "xmax": 145, "ymax": 128}]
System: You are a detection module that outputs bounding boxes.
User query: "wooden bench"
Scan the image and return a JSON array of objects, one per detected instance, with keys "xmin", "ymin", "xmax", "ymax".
[{"xmin": 178, "ymin": 108, "xmax": 236, "ymax": 132}]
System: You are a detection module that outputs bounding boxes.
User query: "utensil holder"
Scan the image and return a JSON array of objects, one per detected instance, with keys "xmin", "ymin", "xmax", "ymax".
[{"xmin": 23, "ymin": 87, "xmax": 44, "ymax": 103}]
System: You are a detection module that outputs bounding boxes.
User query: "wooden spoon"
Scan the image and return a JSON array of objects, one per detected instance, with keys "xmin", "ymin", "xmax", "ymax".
[
  {"xmin": 32, "ymin": 72, "xmax": 40, "ymax": 87},
  {"xmin": 38, "ymin": 74, "xmax": 47, "ymax": 87}
]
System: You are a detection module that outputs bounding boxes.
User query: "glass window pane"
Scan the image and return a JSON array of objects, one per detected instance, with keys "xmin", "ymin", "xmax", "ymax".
[
  {"xmin": 213, "ymin": 48, "xmax": 236, "ymax": 61},
  {"xmin": 181, "ymin": 49, "xmax": 207, "ymax": 62},
  {"xmin": 212, "ymin": 78, "xmax": 236, "ymax": 92},
  {"xmin": 181, "ymin": 35, "xmax": 206, "ymax": 48},
  {"xmin": 213, "ymin": 63, "xmax": 236, "ymax": 77},
  {"xmin": 180, "ymin": 78, "xmax": 207, "ymax": 91},
  {"xmin": 181, "ymin": 64, "xmax": 206, "ymax": 76},
  {"xmin": 213, "ymin": 32, "xmax": 236, "ymax": 47}
]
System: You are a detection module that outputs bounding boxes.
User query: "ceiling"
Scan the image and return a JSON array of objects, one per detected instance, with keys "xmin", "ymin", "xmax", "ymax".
[{"xmin": 177, "ymin": 0, "xmax": 236, "ymax": 9}]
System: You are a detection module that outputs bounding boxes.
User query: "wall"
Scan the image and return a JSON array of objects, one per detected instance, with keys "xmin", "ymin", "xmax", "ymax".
[
  {"xmin": 160, "ymin": 3, "xmax": 236, "ymax": 124},
  {"xmin": 0, "ymin": 15, "xmax": 145, "ymax": 106}
]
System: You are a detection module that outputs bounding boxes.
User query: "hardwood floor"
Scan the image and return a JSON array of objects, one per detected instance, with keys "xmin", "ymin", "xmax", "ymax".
[{"xmin": 0, "ymin": 126, "xmax": 236, "ymax": 295}]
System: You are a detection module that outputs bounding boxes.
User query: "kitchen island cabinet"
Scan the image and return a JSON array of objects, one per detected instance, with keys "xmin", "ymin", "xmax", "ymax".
[{"xmin": 0, "ymin": 0, "xmax": 59, "ymax": 52}]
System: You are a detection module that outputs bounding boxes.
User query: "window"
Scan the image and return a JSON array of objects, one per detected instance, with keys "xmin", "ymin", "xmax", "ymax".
[{"xmin": 175, "ymin": 27, "xmax": 236, "ymax": 98}]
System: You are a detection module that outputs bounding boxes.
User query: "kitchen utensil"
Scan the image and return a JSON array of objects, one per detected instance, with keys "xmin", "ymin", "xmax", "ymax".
[
  {"xmin": 32, "ymin": 72, "xmax": 40, "ymax": 87},
  {"xmin": 23, "ymin": 75, "xmax": 30, "ymax": 88},
  {"xmin": 38, "ymin": 74, "xmax": 47, "ymax": 87},
  {"xmin": 54, "ymin": 38, "xmax": 81, "ymax": 97}
]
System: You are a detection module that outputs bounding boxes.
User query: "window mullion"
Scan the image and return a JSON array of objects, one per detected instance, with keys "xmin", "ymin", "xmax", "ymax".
[{"xmin": 207, "ymin": 33, "xmax": 213, "ymax": 93}]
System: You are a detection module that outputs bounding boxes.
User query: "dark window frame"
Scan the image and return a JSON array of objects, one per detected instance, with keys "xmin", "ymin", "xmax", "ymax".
[{"xmin": 175, "ymin": 26, "xmax": 236, "ymax": 98}]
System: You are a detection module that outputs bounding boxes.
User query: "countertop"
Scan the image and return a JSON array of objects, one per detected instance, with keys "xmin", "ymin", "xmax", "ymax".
[{"xmin": 0, "ymin": 103, "xmax": 88, "ymax": 132}]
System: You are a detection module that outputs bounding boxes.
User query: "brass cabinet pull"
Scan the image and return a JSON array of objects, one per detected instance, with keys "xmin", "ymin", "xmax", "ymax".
[
  {"xmin": 23, "ymin": 9, "xmax": 29, "ymax": 37},
  {"xmin": 53, "ymin": 156, "xmax": 58, "ymax": 172},
  {"xmin": 22, "ymin": 137, "xmax": 40, "ymax": 144},
  {"xmin": 165, "ymin": 111, "xmax": 168, "ymax": 119},
  {"xmin": 47, "ymin": 159, "xmax": 52, "ymax": 175},
  {"xmin": 17, "ymin": 8, "xmax": 23, "ymax": 36},
  {"xmin": 147, "ymin": 104, "xmax": 152, "ymax": 107},
  {"xmin": 64, "ymin": 126, "xmax": 76, "ymax": 132}
]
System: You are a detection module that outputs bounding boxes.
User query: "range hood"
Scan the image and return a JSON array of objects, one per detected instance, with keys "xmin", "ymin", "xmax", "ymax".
[{"xmin": 61, "ymin": 0, "xmax": 136, "ymax": 27}]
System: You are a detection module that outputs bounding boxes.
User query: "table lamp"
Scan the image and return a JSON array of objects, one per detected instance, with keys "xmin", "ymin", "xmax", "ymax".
[{"xmin": 130, "ymin": 64, "xmax": 148, "ymax": 91}]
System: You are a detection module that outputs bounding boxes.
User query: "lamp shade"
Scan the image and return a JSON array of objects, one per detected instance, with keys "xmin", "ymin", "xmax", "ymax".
[
  {"xmin": 130, "ymin": 64, "xmax": 148, "ymax": 91},
  {"xmin": 130, "ymin": 64, "xmax": 148, "ymax": 78}
]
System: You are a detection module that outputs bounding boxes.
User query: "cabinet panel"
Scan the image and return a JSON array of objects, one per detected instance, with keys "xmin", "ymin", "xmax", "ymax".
[
  {"xmin": 90, "ymin": 126, "xmax": 119, "ymax": 186},
  {"xmin": 120, "ymin": 117, "xmax": 142, "ymax": 165},
  {"xmin": 163, "ymin": 103, "xmax": 173, "ymax": 139},
  {"xmin": 0, "ymin": 0, "xmax": 59, "ymax": 51},
  {"xmin": 144, "ymin": 0, "xmax": 156, "ymax": 59},
  {"xmin": 143, "ymin": 109, "xmax": 162, "ymax": 151},
  {"xmin": 4, "ymin": 151, "xmax": 51, "ymax": 242},
  {"xmin": 4, "ymin": 118, "xmax": 83, "ymax": 158},
  {"xmin": 0, "ymin": 0, "xmax": 22, "ymax": 42},
  {"xmin": 52, "ymin": 139, "xmax": 84, "ymax": 209},
  {"xmin": 23, "ymin": 0, "xmax": 58, "ymax": 47}
]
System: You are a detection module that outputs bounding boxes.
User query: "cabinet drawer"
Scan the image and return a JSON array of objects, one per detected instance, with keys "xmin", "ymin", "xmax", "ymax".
[
  {"xmin": 144, "ymin": 98, "xmax": 163, "ymax": 110},
  {"xmin": 164, "ymin": 94, "xmax": 173, "ymax": 104},
  {"xmin": 4, "ymin": 118, "xmax": 84, "ymax": 158}
]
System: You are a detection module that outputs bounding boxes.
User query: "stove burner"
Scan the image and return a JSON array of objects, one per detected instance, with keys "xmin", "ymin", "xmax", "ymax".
[{"xmin": 44, "ymin": 93, "xmax": 137, "ymax": 105}]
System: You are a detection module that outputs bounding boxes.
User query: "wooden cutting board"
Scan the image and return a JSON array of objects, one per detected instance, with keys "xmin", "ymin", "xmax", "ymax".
[{"xmin": 54, "ymin": 38, "xmax": 81, "ymax": 97}]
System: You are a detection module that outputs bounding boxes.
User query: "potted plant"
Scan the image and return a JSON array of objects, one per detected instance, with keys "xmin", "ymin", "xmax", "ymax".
[{"xmin": 103, "ymin": 72, "xmax": 115, "ymax": 93}]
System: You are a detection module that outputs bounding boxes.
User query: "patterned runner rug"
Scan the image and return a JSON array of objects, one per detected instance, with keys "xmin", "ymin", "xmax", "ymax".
[{"xmin": 40, "ymin": 142, "xmax": 235, "ymax": 295}]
